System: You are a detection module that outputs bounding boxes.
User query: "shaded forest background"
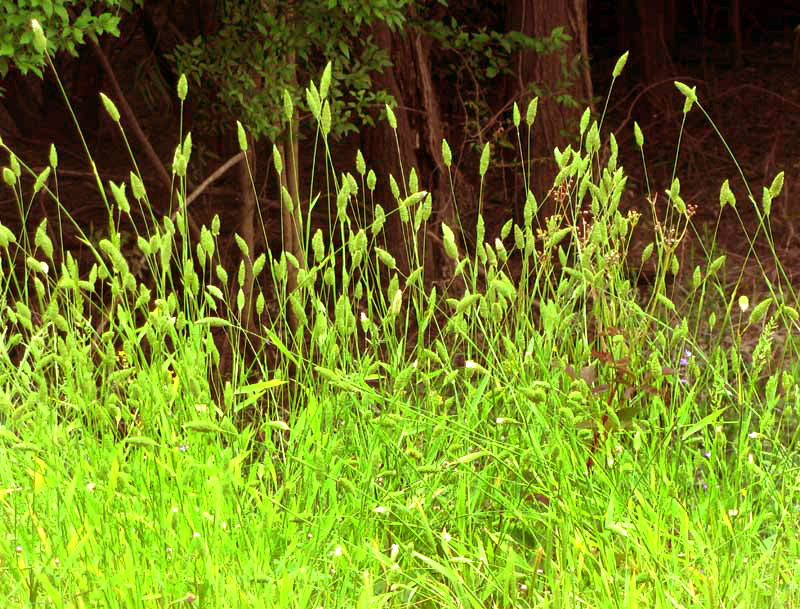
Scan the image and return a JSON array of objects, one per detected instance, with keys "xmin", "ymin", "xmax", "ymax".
[{"xmin": 1, "ymin": 0, "xmax": 799, "ymax": 314}]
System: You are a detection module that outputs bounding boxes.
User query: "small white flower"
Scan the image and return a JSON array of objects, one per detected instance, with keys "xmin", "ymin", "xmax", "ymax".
[{"xmin": 738, "ymin": 295, "xmax": 749, "ymax": 312}]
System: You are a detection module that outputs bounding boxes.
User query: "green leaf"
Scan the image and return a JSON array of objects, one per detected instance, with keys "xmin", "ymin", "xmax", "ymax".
[
  {"xmin": 125, "ymin": 436, "xmax": 160, "ymax": 448},
  {"xmin": 183, "ymin": 421, "xmax": 228, "ymax": 434},
  {"xmin": 681, "ymin": 407, "xmax": 727, "ymax": 441},
  {"xmin": 235, "ymin": 378, "xmax": 288, "ymax": 394}
]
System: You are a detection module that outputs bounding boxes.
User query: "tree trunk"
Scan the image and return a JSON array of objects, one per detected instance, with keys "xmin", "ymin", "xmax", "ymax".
[
  {"xmin": 360, "ymin": 22, "xmax": 420, "ymax": 277},
  {"xmin": 362, "ymin": 21, "xmax": 475, "ymax": 286},
  {"xmin": 632, "ymin": 0, "xmax": 677, "ymax": 103},
  {"xmin": 409, "ymin": 27, "xmax": 469, "ymax": 284},
  {"xmin": 506, "ymin": 0, "xmax": 592, "ymax": 216},
  {"xmin": 276, "ymin": 47, "xmax": 306, "ymax": 335}
]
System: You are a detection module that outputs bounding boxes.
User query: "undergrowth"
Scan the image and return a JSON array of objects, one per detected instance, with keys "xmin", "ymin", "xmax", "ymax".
[{"xmin": 0, "ymin": 38, "xmax": 799, "ymax": 608}]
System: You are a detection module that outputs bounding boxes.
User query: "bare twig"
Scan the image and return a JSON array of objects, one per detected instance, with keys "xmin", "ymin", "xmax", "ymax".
[
  {"xmin": 89, "ymin": 37, "xmax": 172, "ymax": 191},
  {"xmin": 89, "ymin": 37, "xmax": 249, "ymax": 242},
  {"xmin": 184, "ymin": 152, "xmax": 245, "ymax": 209}
]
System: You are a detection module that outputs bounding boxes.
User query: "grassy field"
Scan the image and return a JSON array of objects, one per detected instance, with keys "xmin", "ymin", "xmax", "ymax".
[{"xmin": 1, "ymin": 54, "xmax": 799, "ymax": 608}]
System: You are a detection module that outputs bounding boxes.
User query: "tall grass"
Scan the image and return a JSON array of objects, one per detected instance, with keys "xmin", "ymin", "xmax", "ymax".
[{"xmin": 0, "ymin": 43, "xmax": 798, "ymax": 608}]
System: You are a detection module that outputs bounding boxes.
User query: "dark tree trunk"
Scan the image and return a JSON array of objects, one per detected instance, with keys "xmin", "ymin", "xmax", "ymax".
[
  {"xmin": 362, "ymin": 21, "xmax": 477, "ymax": 286},
  {"xmin": 634, "ymin": 0, "xmax": 675, "ymax": 85},
  {"xmin": 631, "ymin": 0, "xmax": 677, "ymax": 107},
  {"xmin": 360, "ymin": 22, "xmax": 420, "ymax": 277},
  {"xmin": 506, "ymin": 0, "xmax": 592, "ymax": 218}
]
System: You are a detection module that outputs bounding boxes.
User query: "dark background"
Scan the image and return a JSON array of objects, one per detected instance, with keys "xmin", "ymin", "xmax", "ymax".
[{"xmin": 1, "ymin": 0, "xmax": 798, "ymax": 283}]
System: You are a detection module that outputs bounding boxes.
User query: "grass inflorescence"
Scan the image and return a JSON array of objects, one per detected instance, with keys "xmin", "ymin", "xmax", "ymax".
[{"xmin": 0, "ymin": 49, "xmax": 799, "ymax": 608}]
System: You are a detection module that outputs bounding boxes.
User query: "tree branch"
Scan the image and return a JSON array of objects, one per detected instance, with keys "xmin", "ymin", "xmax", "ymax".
[{"xmin": 89, "ymin": 37, "xmax": 172, "ymax": 191}]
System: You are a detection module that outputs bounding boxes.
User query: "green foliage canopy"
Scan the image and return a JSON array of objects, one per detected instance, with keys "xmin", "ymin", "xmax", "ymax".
[
  {"xmin": 168, "ymin": 0, "xmax": 412, "ymax": 141},
  {"xmin": 0, "ymin": 0, "xmax": 141, "ymax": 79}
]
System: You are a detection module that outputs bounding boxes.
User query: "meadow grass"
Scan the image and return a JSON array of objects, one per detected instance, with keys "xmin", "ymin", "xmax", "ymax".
[{"xmin": 0, "ymin": 51, "xmax": 799, "ymax": 608}]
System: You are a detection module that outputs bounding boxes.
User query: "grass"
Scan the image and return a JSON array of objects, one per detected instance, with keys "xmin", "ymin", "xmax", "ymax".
[{"xmin": 1, "ymin": 49, "xmax": 799, "ymax": 608}]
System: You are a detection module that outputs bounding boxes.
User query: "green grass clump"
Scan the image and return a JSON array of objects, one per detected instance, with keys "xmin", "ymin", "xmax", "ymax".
[{"xmin": 0, "ymin": 50, "xmax": 799, "ymax": 608}]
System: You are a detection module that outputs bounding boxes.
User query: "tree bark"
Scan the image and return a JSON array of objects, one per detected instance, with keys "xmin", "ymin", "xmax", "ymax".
[
  {"xmin": 362, "ymin": 21, "xmax": 477, "ymax": 286},
  {"xmin": 634, "ymin": 0, "xmax": 675, "ymax": 87},
  {"xmin": 360, "ymin": 22, "xmax": 420, "ymax": 277},
  {"xmin": 631, "ymin": 0, "xmax": 677, "ymax": 103},
  {"xmin": 506, "ymin": 0, "xmax": 592, "ymax": 216}
]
